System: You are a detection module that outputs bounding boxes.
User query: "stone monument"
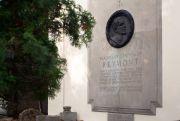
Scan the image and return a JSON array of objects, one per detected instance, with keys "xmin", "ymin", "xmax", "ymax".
[
  {"xmin": 88, "ymin": 0, "xmax": 162, "ymax": 120},
  {"xmin": 60, "ymin": 106, "xmax": 77, "ymax": 121}
]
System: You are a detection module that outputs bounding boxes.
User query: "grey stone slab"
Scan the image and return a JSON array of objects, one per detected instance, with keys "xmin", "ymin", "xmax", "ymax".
[
  {"xmin": 60, "ymin": 112, "xmax": 77, "ymax": 121},
  {"xmin": 36, "ymin": 115, "xmax": 60, "ymax": 121},
  {"xmin": 108, "ymin": 113, "xmax": 134, "ymax": 121},
  {"xmin": 88, "ymin": 0, "xmax": 162, "ymax": 115}
]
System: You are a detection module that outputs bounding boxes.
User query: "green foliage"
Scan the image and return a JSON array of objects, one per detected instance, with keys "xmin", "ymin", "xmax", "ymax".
[{"xmin": 0, "ymin": 0, "xmax": 95, "ymax": 115}]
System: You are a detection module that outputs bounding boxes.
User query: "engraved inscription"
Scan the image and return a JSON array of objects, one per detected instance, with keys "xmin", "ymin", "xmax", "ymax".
[
  {"xmin": 98, "ymin": 39, "xmax": 143, "ymax": 95},
  {"xmin": 99, "ymin": 55, "xmax": 142, "ymax": 95}
]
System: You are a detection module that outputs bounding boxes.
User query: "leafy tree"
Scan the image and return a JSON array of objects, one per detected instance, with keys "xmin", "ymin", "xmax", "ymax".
[{"xmin": 0, "ymin": 0, "xmax": 95, "ymax": 117}]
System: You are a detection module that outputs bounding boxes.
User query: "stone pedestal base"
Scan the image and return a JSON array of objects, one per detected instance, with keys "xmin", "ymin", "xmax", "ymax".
[
  {"xmin": 108, "ymin": 113, "xmax": 134, "ymax": 121},
  {"xmin": 36, "ymin": 115, "xmax": 60, "ymax": 121}
]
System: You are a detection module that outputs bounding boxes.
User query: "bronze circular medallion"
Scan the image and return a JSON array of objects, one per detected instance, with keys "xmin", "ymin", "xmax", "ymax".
[{"xmin": 106, "ymin": 10, "xmax": 135, "ymax": 48}]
